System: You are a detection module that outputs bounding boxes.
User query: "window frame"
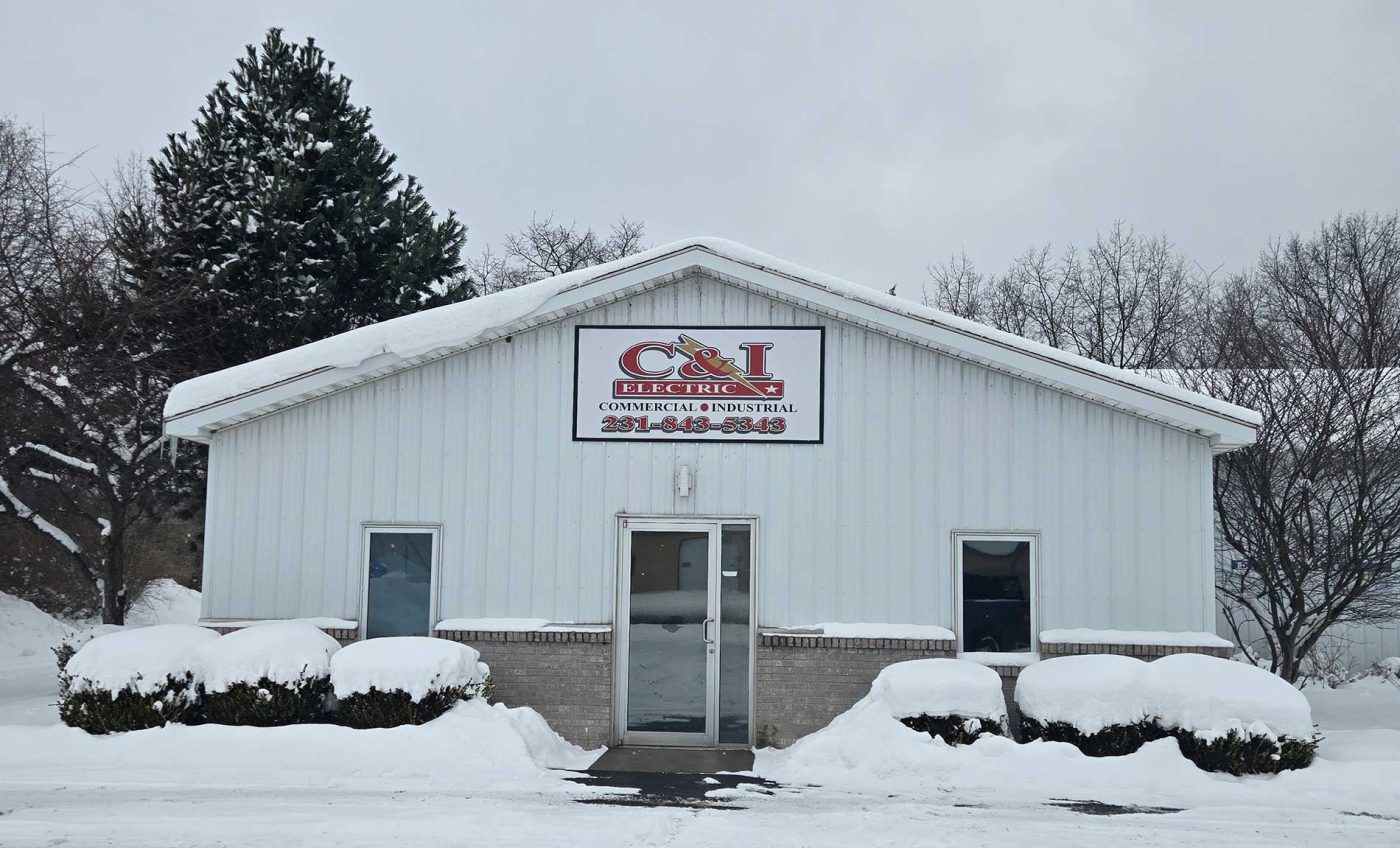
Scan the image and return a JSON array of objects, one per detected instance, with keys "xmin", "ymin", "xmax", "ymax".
[
  {"xmin": 358, "ymin": 523, "xmax": 443, "ymax": 641},
  {"xmin": 952, "ymin": 531, "xmax": 1040, "ymax": 654}
]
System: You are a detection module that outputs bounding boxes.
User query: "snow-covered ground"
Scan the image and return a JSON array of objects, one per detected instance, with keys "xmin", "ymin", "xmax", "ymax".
[
  {"xmin": 1, "ymin": 587, "xmax": 1397, "ymax": 846},
  {"xmin": 0, "ymin": 580, "xmax": 200, "ymax": 725}
]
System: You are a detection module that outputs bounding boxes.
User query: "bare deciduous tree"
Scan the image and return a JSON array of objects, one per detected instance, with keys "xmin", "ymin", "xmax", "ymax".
[
  {"xmin": 1188, "ymin": 214, "xmax": 1400, "ymax": 682},
  {"xmin": 0, "ymin": 119, "xmax": 194, "ymax": 624},
  {"xmin": 931, "ymin": 216, "xmax": 1400, "ymax": 681},
  {"xmin": 467, "ymin": 215, "xmax": 645, "ymax": 295},
  {"xmin": 924, "ymin": 251, "xmax": 985, "ymax": 323},
  {"xmin": 925, "ymin": 223, "xmax": 1208, "ymax": 368}
]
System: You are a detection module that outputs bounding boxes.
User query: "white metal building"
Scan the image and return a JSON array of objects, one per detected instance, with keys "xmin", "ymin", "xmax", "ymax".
[{"xmin": 165, "ymin": 238, "xmax": 1259, "ymax": 748}]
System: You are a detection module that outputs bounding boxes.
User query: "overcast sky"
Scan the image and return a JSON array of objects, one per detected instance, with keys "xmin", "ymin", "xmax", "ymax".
[{"xmin": 2, "ymin": 1, "xmax": 1397, "ymax": 293}]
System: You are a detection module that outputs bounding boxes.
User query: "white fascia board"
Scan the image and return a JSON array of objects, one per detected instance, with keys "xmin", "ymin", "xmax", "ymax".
[{"xmin": 164, "ymin": 351, "xmax": 398, "ymax": 440}]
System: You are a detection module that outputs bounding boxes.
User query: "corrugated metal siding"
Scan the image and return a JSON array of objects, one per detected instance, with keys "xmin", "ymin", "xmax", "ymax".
[
  {"xmin": 1215, "ymin": 547, "xmax": 1400, "ymax": 670},
  {"xmin": 200, "ymin": 272, "xmax": 1215, "ymax": 632},
  {"xmin": 1219, "ymin": 609, "xmax": 1400, "ymax": 671}
]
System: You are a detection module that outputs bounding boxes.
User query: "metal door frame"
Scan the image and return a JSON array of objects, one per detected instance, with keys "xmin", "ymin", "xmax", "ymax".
[{"xmin": 613, "ymin": 516, "xmax": 756, "ymax": 748}]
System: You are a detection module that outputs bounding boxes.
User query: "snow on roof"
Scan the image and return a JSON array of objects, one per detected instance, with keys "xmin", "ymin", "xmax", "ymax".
[
  {"xmin": 164, "ymin": 237, "xmax": 1261, "ymax": 439},
  {"xmin": 164, "ymin": 257, "xmax": 601, "ymax": 420}
]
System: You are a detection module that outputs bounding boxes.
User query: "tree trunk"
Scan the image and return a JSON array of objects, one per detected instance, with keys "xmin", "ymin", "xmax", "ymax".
[
  {"xmin": 1275, "ymin": 635, "xmax": 1301, "ymax": 684},
  {"xmin": 101, "ymin": 525, "xmax": 127, "ymax": 626}
]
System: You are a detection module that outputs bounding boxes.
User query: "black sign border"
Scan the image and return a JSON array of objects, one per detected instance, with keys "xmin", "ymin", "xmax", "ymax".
[{"xmin": 572, "ymin": 325, "xmax": 826, "ymax": 445}]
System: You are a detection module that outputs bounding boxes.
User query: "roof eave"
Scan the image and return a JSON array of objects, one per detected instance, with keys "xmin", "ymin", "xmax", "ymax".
[{"xmin": 164, "ymin": 242, "xmax": 1261, "ymax": 447}]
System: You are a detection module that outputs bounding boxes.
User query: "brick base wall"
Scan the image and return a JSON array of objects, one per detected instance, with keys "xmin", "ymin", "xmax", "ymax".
[
  {"xmin": 754, "ymin": 637, "xmax": 1235, "ymax": 747},
  {"xmin": 200, "ymin": 622, "xmax": 1234, "ymax": 750},
  {"xmin": 1040, "ymin": 641, "xmax": 1232, "ymax": 661},
  {"xmin": 204, "ymin": 623, "xmax": 359, "ymax": 644},
  {"xmin": 437, "ymin": 630, "xmax": 613, "ymax": 749},
  {"xmin": 754, "ymin": 633, "xmax": 956, "ymax": 748}
]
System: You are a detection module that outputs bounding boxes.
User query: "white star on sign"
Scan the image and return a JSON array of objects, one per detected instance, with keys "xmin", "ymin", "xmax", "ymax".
[{"xmin": 765, "ymin": 385, "xmax": 779, "ymax": 394}]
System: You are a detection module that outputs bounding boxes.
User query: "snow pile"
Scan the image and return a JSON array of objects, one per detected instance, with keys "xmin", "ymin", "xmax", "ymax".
[
  {"xmin": 1143, "ymin": 652, "xmax": 1314, "ymax": 741},
  {"xmin": 330, "ymin": 637, "xmax": 486, "ymax": 701},
  {"xmin": 1373, "ymin": 656, "xmax": 1400, "ymax": 681},
  {"xmin": 1015, "ymin": 655, "xmax": 1149, "ymax": 734},
  {"xmin": 2, "ymin": 698, "xmax": 595, "ymax": 792},
  {"xmin": 758, "ymin": 672, "xmax": 1204, "ymax": 791},
  {"xmin": 782, "ymin": 622, "xmax": 956, "ymax": 640},
  {"xmin": 0, "ymin": 592, "xmax": 72, "ymax": 662},
  {"xmin": 489, "ymin": 698, "xmax": 597, "ymax": 769},
  {"xmin": 63, "ymin": 624, "xmax": 217, "ymax": 696},
  {"xmin": 758, "ymin": 659, "xmax": 1009, "ymax": 781},
  {"xmin": 126, "ymin": 579, "xmax": 202, "ymax": 626},
  {"xmin": 1039, "ymin": 628, "xmax": 1231, "ymax": 648},
  {"xmin": 870, "ymin": 659, "xmax": 1007, "ymax": 722},
  {"xmin": 200, "ymin": 622, "xmax": 340, "ymax": 693},
  {"xmin": 1305, "ymin": 674, "xmax": 1400, "ymax": 734},
  {"xmin": 760, "ymin": 691, "xmax": 972, "ymax": 783}
]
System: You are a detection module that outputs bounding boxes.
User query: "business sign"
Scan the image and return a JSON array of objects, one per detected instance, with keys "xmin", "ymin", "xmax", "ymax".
[{"xmin": 573, "ymin": 326, "xmax": 824, "ymax": 442}]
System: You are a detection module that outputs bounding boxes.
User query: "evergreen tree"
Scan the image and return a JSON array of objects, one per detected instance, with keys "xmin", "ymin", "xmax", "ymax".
[{"xmin": 131, "ymin": 28, "xmax": 469, "ymax": 369}]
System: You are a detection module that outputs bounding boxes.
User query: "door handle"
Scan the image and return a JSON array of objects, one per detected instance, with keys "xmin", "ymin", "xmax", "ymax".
[{"xmin": 702, "ymin": 617, "xmax": 716, "ymax": 644}]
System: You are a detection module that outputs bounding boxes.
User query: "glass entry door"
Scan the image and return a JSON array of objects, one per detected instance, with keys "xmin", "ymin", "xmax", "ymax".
[{"xmin": 618, "ymin": 519, "xmax": 752, "ymax": 747}]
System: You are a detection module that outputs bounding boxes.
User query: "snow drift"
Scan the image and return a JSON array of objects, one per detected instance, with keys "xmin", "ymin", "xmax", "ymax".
[
  {"xmin": 5, "ymin": 698, "xmax": 595, "ymax": 789},
  {"xmin": 0, "ymin": 592, "xmax": 72, "ymax": 664}
]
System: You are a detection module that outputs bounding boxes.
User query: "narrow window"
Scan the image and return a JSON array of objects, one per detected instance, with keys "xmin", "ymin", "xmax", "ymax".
[
  {"xmin": 958, "ymin": 535, "xmax": 1035, "ymax": 653},
  {"xmin": 363, "ymin": 527, "xmax": 438, "ymax": 639},
  {"xmin": 718, "ymin": 523, "xmax": 752, "ymax": 745}
]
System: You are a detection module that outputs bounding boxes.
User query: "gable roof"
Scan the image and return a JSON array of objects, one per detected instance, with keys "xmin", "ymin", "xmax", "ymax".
[{"xmin": 164, "ymin": 237, "xmax": 1261, "ymax": 450}]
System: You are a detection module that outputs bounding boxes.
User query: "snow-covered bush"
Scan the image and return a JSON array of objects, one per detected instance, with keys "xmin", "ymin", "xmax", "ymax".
[
  {"xmin": 201, "ymin": 623, "xmax": 340, "ymax": 726},
  {"xmin": 53, "ymin": 625, "xmax": 124, "ymax": 698},
  {"xmin": 1299, "ymin": 640, "xmax": 1358, "ymax": 689},
  {"xmin": 59, "ymin": 625, "xmax": 217, "ymax": 734},
  {"xmin": 1016, "ymin": 655, "xmax": 1165, "ymax": 756},
  {"xmin": 1017, "ymin": 652, "xmax": 1318, "ymax": 773},
  {"xmin": 872, "ymin": 659, "xmax": 1007, "ymax": 744},
  {"xmin": 1145, "ymin": 653, "xmax": 1318, "ymax": 775},
  {"xmin": 330, "ymin": 637, "xmax": 490, "ymax": 729},
  {"xmin": 1369, "ymin": 656, "xmax": 1400, "ymax": 683}
]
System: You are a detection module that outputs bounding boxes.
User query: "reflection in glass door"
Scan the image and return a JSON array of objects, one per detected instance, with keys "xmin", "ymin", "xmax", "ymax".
[
  {"xmin": 619, "ymin": 519, "xmax": 753, "ymax": 747},
  {"xmin": 625, "ymin": 529, "xmax": 710, "ymax": 739}
]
